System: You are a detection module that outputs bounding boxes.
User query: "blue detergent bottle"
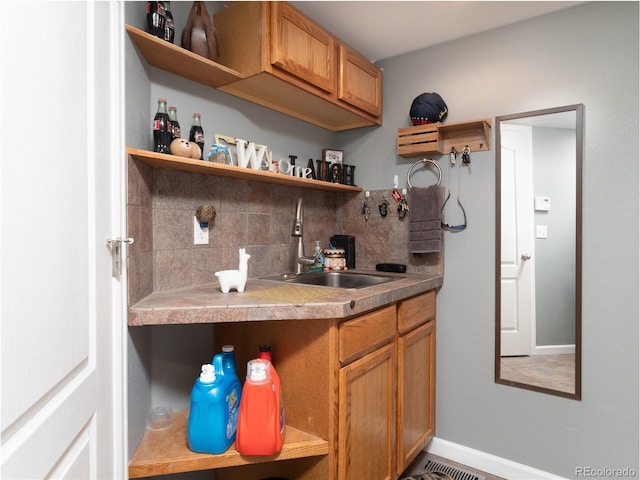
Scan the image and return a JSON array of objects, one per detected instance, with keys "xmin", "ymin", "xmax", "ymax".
[{"xmin": 187, "ymin": 353, "xmax": 242, "ymax": 454}]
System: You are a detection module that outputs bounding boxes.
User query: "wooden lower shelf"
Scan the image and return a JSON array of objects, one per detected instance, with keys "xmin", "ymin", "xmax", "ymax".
[
  {"xmin": 128, "ymin": 148, "xmax": 363, "ymax": 193},
  {"xmin": 128, "ymin": 409, "xmax": 329, "ymax": 478}
]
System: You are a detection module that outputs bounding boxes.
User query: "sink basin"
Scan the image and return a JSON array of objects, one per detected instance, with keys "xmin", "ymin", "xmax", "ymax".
[{"xmin": 261, "ymin": 271, "xmax": 401, "ymax": 289}]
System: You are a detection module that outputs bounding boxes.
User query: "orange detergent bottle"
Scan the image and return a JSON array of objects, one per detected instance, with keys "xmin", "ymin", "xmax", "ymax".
[{"xmin": 235, "ymin": 358, "xmax": 285, "ymax": 455}]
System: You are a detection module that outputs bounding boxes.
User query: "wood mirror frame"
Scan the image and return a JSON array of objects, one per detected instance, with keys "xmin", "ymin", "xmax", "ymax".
[{"xmin": 495, "ymin": 104, "xmax": 583, "ymax": 400}]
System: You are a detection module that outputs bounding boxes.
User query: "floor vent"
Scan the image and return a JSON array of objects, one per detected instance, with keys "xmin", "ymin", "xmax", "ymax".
[{"xmin": 402, "ymin": 452, "xmax": 486, "ymax": 480}]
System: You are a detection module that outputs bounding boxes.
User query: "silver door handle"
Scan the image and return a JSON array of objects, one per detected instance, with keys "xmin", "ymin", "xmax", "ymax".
[{"xmin": 521, "ymin": 253, "xmax": 531, "ymax": 260}]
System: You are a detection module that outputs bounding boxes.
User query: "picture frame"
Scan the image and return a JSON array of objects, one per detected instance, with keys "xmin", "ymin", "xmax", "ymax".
[
  {"xmin": 323, "ymin": 149, "xmax": 344, "ymax": 165},
  {"xmin": 322, "ymin": 149, "xmax": 344, "ymax": 183}
]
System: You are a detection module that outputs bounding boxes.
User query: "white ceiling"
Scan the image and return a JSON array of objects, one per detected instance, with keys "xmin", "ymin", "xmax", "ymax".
[{"xmin": 290, "ymin": 1, "xmax": 582, "ymax": 62}]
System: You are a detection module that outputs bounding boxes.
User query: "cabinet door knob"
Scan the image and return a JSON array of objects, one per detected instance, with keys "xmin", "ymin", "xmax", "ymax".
[{"xmin": 521, "ymin": 253, "xmax": 531, "ymax": 260}]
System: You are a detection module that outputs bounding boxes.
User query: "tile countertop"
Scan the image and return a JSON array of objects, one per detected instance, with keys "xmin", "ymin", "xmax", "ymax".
[{"xmin": 128, "ymin": 271, "xmax": 443, "ymax": 326}]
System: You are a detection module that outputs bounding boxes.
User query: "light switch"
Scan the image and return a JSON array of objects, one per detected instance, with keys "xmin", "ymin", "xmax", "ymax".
[{"xmin": 536, "ymin": 225, "xmax": 548, "ymax": 239}]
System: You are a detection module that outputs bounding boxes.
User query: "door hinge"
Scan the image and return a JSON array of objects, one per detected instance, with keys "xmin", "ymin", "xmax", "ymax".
[{"xmin": 106, "ymin": 237, "xmax": 134, "ymax": 277}]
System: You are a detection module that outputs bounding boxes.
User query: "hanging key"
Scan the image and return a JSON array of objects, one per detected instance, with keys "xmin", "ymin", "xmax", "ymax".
[
  {"xmin": 362, "ymin": 200, "xmax": 371, "ymax": 221},
  {"xmin": 462, "ymin": 146, "xmax": 471, "ymax": 173},
  {"xmin": 450, "ymin": 147, "xmax": 457, "ymax": 166},
  {"xmin": 398, "ymin": 198, "xmax": 409, "ymax": 218},
  {"xmin": 378, "ymin": 195, "xmax": 389, "ymax": 217}
]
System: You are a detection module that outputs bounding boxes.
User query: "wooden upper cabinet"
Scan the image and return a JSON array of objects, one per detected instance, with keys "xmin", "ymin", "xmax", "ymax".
[
  {"xmin": 338, "ymin": 43, "xmax": 383, "ymax": 117},
  {"xmin": 214, "ymin": 1, "xmax": 382, "ymax": 131},
  {"xmin": 270, "ymin": 2, "xmax": 336, "ymax": 94}
]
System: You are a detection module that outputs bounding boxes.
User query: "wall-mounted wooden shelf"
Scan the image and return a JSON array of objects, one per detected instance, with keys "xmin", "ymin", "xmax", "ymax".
[
  {"xmin": 126, "ymin": 25, "xmax": 244, "ymax": 89},
  {"xmin": 128, "ymin": 148, "xmax": 363, "ymax": 193},
  {"xmin": 127, "ymin": 22, "xmax": 381, "ymax": 132},
  {"xmin": 397, "ymin": 119, "xmax": 492, "ymax": 157},
  {"xmin": 128, "ymin": 408, "xmax": 328, "ymax": 478}
]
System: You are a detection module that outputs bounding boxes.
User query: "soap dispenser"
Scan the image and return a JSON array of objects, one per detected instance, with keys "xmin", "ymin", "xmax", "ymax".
[{"xmin": 311, "ymin": 241, "xmax": 324, "ymax": 272}]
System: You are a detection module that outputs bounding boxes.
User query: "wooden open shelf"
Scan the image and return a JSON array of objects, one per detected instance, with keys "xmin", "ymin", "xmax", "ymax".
[
  {"xmin": 129, "ymin": 409, "xmax": 328, "ymax": 478},
  {"xmin": 126, "ymin": 25, "xmax": 244, "ymax": 88},
  {"xmin": 397, "ymin": 119, "xmax": 492, "ymax": 157},
  {"xmin": 128, "ymin": 148, "xmax": 363, "ymax": 192}
]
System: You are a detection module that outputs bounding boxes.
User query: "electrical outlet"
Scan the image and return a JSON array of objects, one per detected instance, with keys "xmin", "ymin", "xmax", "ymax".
[{"xmin": 194, "ymin": 216, "xmax": 209, "ymax": 245}]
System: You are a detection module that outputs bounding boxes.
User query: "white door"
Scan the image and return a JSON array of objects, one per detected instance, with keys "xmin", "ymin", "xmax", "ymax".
[
  {"xmin": 500, "ymin": 124, "xmax": 536, "ymax": 356},
  {"xmin": 1, "ymin": 2, "xmax": 126, "ymax": 478}
]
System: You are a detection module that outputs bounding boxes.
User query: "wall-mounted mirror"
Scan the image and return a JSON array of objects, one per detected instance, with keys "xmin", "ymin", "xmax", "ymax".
[{"xmin": 495, "ymin": 104, "xmax": 583, "ymax": 400}]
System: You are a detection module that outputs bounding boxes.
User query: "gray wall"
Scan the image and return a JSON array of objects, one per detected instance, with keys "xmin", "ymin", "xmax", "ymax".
[
  {"xmin": 126, "ymin": 1, "xmax": 639, "ymax": 477},
  {"xmin": 533, "ymin": 127, "xmax": 576, "ymax": 347},
  {"xmin": 339, "ymin": 2, "xmax": 638, "ymax": 477}
]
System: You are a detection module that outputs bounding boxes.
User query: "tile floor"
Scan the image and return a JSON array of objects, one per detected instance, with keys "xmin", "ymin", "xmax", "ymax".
[{"xmin": 500, "ymin": 353, "xmax": 575, "ymax": 393}]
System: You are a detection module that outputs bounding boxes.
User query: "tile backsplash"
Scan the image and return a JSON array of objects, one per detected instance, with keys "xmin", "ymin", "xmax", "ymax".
[{"xmin": 127, "ymin": 158, "xmax": 444, "ymax": 306}]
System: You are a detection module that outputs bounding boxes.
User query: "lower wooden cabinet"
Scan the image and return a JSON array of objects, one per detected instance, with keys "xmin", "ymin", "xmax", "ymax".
[
  {"xmin": 397, "ymin": 320, "xmax": 436, "ymax": 474},
  {"xmin": 338, "ymin": 342, "xmax": 396, "ymax": 480},
  {"xmin": 132, "ymin": 290, "xmax": 437, "ymax": 479},
  {"xmin": 338, "ymin": 291, "xmax": 436, "ymax": 479}
]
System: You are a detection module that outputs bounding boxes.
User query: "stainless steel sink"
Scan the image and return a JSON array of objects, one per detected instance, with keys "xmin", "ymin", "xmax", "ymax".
[{"xmin": 260, "ymin": 271, "xmax": 401, "ymax": 289}]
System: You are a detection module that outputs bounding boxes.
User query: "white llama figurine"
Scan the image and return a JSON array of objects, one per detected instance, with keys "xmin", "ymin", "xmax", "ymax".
[{"xmin": 215, "ymin": 248, "xmax": 251, "ymax": 293}]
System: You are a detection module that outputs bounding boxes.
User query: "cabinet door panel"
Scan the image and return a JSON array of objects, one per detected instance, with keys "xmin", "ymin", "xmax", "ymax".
[
  {"xmin": 271, "ymin": 2, "xmax": 335, "ymax": 93},
  {"xmin": 338, "ymin": 44, "xmax": 382, "ymax": 117},
  {"xmin": 339, "ymin": 343, "xmax": 396, "ymax": 480},
  {"xmin": 397, "ymin": 321, "xmax": 436, "ymax": 474}
]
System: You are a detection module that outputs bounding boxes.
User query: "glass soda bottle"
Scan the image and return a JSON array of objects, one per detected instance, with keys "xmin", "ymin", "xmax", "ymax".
[
  {"xmin": 163, "ymin": 1, "xmax": 175, "ymax": 43},
  {"xmin": 189, "ymin": 113, "xmax": 205, "ymax": 159},
  {"xmin": 168, "ymin": 105, "xmax": 181, "ymax": 142},
  {"xmin": 152, "ymin": 98, "xmax": 171, "ymax": 154},
  {"xmin": 146, "ymin": 1, "xmax": 166, "ymax": 39}
]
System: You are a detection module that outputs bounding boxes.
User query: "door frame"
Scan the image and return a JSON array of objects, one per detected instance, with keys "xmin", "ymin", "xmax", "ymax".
[{"xmin": 106, "ymin": 1, "xmax": 129, "ymax": 475}]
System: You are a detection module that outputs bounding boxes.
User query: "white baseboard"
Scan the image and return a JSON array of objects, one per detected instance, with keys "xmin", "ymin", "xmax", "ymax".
[
  {"xmin": 426, "ymin": 437, "xmax": 568, "ymax": 480},
  {"xmin": 535, "ymin": 344, "xmax": 575, "ymax": 355}
]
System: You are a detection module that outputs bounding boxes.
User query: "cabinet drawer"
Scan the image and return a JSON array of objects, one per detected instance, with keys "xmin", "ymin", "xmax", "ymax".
[
  {"xmin": 397, "ymin": 290, "xmax": 436, "ymax": 334},
  {"xmin": 339, "ymin": 305, "xmax": 396, "ymax": 364}
]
